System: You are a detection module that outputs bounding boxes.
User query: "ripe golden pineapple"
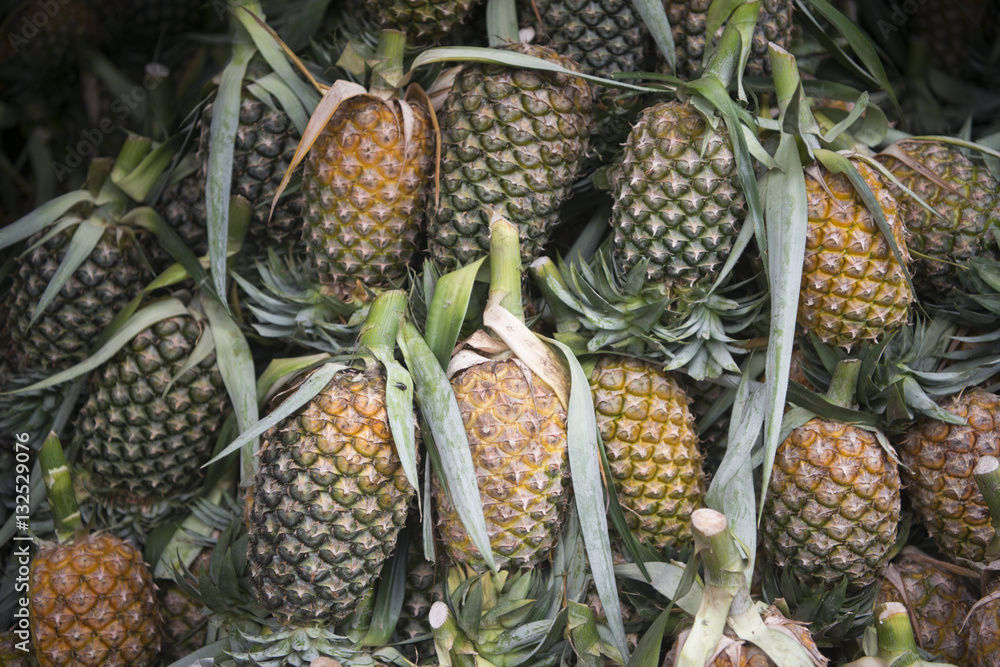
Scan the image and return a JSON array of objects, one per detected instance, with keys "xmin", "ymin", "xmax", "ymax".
[
  {"xmin": 434, "ymin": 356, "xmax": 570, "ymax": 570},
  {"xmin": 31, "ymin": 532, "xmax": 162, "ymax": 667},
  {"xmin": 798, "ymin": 161, "xmax": 913, "ymax": 349},
  {"xmin": 897, "ymin": 390, "xmax": 1000, "ymax": 565},
  {"xmin": 303, "ymin": 93, "xmax": 435, "ymax": 299},
  {"xmin": 590, "ymin": 355, "xmax": 704, "ymax": 552},
  {"xmin": 876, "ymin": 548, "xmax": 976, "ymax": 665}
]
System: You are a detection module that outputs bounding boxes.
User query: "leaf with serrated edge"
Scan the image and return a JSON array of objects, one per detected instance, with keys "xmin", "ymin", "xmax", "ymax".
[
  {"xmin": 0, "ymin": 191, "xmax": 94, "ymax": 250},
  {"xmin": 205, "ymin": 362, "xmax": 347, "ymax": 466},
  {"xmin": 399, "ymin": 321, "xmax": 497, "ymax": 572},
  {"xmin": 545, "ymin": 336, "xmax": 628, "ymax": 662},
  {"xmin": 29, "ymin": 216, "xmax": 105, "ymax": 327}
]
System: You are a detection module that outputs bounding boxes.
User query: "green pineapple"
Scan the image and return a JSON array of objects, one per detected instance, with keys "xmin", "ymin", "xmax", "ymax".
[
  {"xmin": 875, "ymin": 139, "xmax": 1000, "ymax": 301},
  {"xmin": 72, "ymin": 300, "xmax": 229, "ymax": 508},
  {"xmin": 590, "ymin": 355, "xmax": 704, "ymax": 552},
  {"xmin": 609, "ymin": 99, "xmax": 745, "ymax": 299},
  {"xmin": 761, "ymin": 360, "xmax": 901, "ymax": 592},
  {"xmin": 372, "ymin": 0, "xmax": 484, "ymax": 42},
  {"xmin": 245, "ymin": 291, "xmax": 416, "ymax": 624},
  {"xmin": 428, "ymin": 42, "xmax": 595, "ymax": 270}
]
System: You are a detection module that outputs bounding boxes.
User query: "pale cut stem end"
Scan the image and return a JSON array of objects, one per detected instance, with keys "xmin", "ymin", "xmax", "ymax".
[
  {"xmin": 38, "ymin": 432, "xmax": 83, "ymax": 543},
  {"xmin": 692, "ymin": 508, "xmax": 743, "ymax": 585},
  {"xmin": 874, "ymin": 602, "xmax": 920, "ymax": 662},
  {"xmin": 489, "ymin": 214, "xmax": 524, "ymax": 323}
]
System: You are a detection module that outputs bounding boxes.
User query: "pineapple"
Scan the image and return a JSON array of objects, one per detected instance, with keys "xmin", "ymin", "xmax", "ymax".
[
  {"xmin": 72, "ymin": 306, "xmax": 229, "ymax": 506},
  {"xmin": 663, "ymin": 0, "xmax": 794, "ymax": 79},
  {"xmin": 609, "ymin": 100, "xmax": 745, "ymax": 299},
  {"xmin": 875, "ymin": 139, "xmax": 1000, "ymax": 301},
  {"xmin": 875, "ymin": 548, "xmax": 976, "ymax": 665},
  {"xmin": 428, "ymin": 42, "xmax": 595, "ymax": 270},
  {"xmin": 590, "ymin": 355, "xmax": 704, "ymax": 552},
  {"xmin": 302, "ymin": 91, "xmax": 435, "ymax": 300},
  {"xmin": 521, "ymin": 0, "xmax": 649, "ymax": 165},
  {"xmin": 898, "ymin": 390, "xmax": 1000, "ymax": 565},
  {"xmin": 30, "ymin": 434, "xmax": 162, "ymax": 667},
  {"xmin": 433, "ymin": 218, "xmax": 571, "ymax": 571},
  {"xmin": 761, "ymin": 361, "xmax": 901, "ymax": 592},
  {"xmin": 372, "ymin": 0, "xmax": 483, "ymax": 42},
  {"xmin": 798, "ymin": 160, "xmax": 913, "ymax": 349},
  {"xmin": 970, "ymin": 564, "xmax": 1000, "ymax": 667},
  {"xmin": 159, "ymin": 548, "xmax": 213, "ymax": 662},
  {"xmin": 245, "ymin": 291, "xmax": 416, "ymax": 624},
  {"xmin": 0, "ymin": 0, "xmax": 98, "ymax": 77}
]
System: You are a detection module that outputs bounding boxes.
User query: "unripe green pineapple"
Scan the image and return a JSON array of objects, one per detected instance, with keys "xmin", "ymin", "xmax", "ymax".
[
  {"xmin": 664, "ymin": 0, "xmax": 794, "ymax": 79},
  {"xmin": 875, "ymin": 139, "xmax": 1000, "ymax": 301},
  {"xmin": 0, "ymin": 0, "xmax": 98, "ymax": 76},
  {"xmin": 434, "ymin": 357, "xmax": 570, "ymax": 571},
  {"xmin": 372, "ymin": 0, "xmax": 483, "ymax": 42},
  {"xmin": 610, "ymin": 100, "xmax": 745, "ymax": 298},
  {"xmin": 590, "ymin": 355, "xmax": 704, "ymax": 552},
  {"xmin": 73, "ymin": 313, "xmax": 229, "ymax": 503},
  {"xmin": 798, "ymin": 161, "xmax": 913, "ymax": 350},
  {"xmin": 761, "ymin": 415, "xmax": 902, "ymax": 591},
  {"xmin": 303, "ymin": 94, "xmax": 436, "ymax": 299},
  {"xmin": 246, "ymin": 365, "xmax": 415, "ymax": 623},
  {"xmin": 4, "ymin": 228, "xmax": 147, "ymax": 375},
  {"xmin": 31, "ymin": 532, "xmax": 162, "ymax": 667},
  {"xmin": 875, "ymin": 548, "xmax": 976, "ymax": 665},
  {"xmin": 428, "ymin": 42, "xmax": 595, "ymax": 270},
  {"xmin": 897, "ymin": 390, "xmax": 1000, "ymax": 565}
]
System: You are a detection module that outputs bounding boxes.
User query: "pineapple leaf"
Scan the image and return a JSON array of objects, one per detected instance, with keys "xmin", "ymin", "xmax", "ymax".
[
  {"xmin": 615, "ymin": 562, "xmax": 703, "ymax": 616},
  {"xmin": 372, "ymin": 351, "xmax": 419, "ymax": 502},
  {"xmin": 424, "ymin": 257, "xmax": 488, "ymax": 367},
  {"xmin": 201, "ymin": 296, "xmax": 261, "ymax": 479},
  {"xmin": 205, "ymin": 361, "xmax": 348, "ymax": 466},
  {"xmin": 398, "ymin": 321, "xmax": 497, "ymax": 573},
  {"xmin": 247, "ymin": 74, "xmax": 311, "ymax": 134},
  {"xmin": 235, "ymin": 6, "xmax": 321, "ymax": 110},
  {"xmin": 206, "ymin": 47, "xmax": 255, "ymax": 308},
  {"xmin": 483, "ymin": 302, "xmax": 570, "ymax": 407},
  {"xmin": 627, "ymin": 608, "xmax": 671, "ymax": 667},
  {"xmin": 546, "ymin": 337, "xmax": 629, "ymax": 662},
  {"xmin": 485, "ymin": 0, "xmax": 518, "ymax": 47},
  {"xmin": 0, "ymin": 190, "xmax": 94, "ymax": 250},
  {"xmin": 111, "ymin": 134, "xmax": 183, "ymax": 202},
  {"xmin": 28, "ymin": 216, "xmax": 104, "ymax": 328},
  {"xmin": 360, "ymin": 532, "xmax": 408, "ymax": 646},
  {"xmin": 630, "ymin": 0, "xmax": 676, "ymax": 74}
]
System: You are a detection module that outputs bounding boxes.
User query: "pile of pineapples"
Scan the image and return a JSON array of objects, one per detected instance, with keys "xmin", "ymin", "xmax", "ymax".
[{"xmin": 2, "ymin": 0, "xmax": 1000, "ymax": 665}]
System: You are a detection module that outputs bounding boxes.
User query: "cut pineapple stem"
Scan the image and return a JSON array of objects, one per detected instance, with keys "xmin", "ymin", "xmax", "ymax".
[
  {"xmin": 692, "ymin": 509, "xmax": 743, "ymax": 589},
  {"xmin": 874, "ymin": 602, "xmax": 921, "ymax": 663},
  {"xmin": 369, "ymin": 30, "xmax": 407, "ymax": 99},
  {"xmin": 358, "ymin": 289, "xmax": 407, "ymax": 353},
  {"xmin": 825, "ymin": 359, "xmax": 862, "ymax": 409},
  {"xmin": 38, "ymin": 432, "xmax": 84, "ymax": 543},
  {"xmin": 974, "ymin": 455, "xmax": 1000, "ymax": 559},
  {"xmin": 488, "ymin": 215, "xmax": 525, "ymax": 324}
]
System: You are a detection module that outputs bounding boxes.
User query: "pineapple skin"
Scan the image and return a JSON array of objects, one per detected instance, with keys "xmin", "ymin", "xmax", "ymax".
[
  {"xmin": 590, "ymin": 355, "xmax": 704, "ymax": 552},
  {"xmin": 898, "ymin": 390, "xmax": 1000, "ymax": 565},
  {"xmin": 73, "ymin": 315, "xmax": 229, "ymax": 503},
  {"xmin": 610, "ymin": 100, "xmax": 745, "ymax": 298},
  {"xmin": 31, "ymin": 532, "xmax": 162, "ymax": 667},
  {"xmin": 4, "ymin": 228, "xmax": 147, "ymax": 375},
  {"xmin": 761, "ymin": 418, "xmax": 901, "ymax": 591},
  {"xmin": 428, "ymin": 43, "xmax": 595, "ymax": 271},
  {"xmin": 373, "ymin": 0, "xmax": 483, "ymax": 42},
  {"xmin": 876, "ymin": 551, "xmax": 976, "ymax": 665},
  {"xmin": 970, "ymin": 586, "xmax": 1000, "ymax": 667},
  {"xmin": 434, "ymin": 359, "xmax": 570, "ymax": 571},
  {"xmin": 303, "ymin": 95, "xmax": 436, "ymax": 299},
  {"xmin": 876, "ymin": 139, "xmax": 1000, "ymax": 300},
  {"xmin": 798, "ymin": 161, "xmax": 912, "ymax": 349},
  {"xmin": 247, "ymin": 367, "xmax": 415, "ymax": 623},
  {"xmin": 664, "ymin": 0, "xmax": 794, "ymax": 79}
]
